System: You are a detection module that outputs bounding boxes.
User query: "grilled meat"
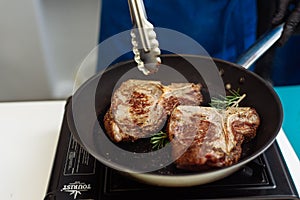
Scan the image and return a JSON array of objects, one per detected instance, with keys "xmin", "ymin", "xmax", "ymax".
[
  {"xmin": 167, "ymin": 105, "xmax": 260, "ymax": 170},
  {"xmin": 160, "ymin": 83, "xmax": 204, "ymax": 114},
  {"xmin": 104, "ymin": 79, "xmax": 202, "ymax": 142}
]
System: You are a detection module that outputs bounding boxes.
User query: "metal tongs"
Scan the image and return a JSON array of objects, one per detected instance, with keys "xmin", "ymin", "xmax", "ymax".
[{"xmin": 128, "ymin": 0, "xmax": 161, "ymax": 75}]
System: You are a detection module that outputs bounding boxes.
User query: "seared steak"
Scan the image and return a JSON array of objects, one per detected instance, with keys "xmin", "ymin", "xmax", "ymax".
[
  {"xmin": 104, "ymin": 79, "xmax": 202, "ymax": 142},
  {"xmin": 161, "ymin": 83, "xmax": 204, "ymax": 115},
  {"xmin": 167, "ymin": 105, "xmax": 260, "ymax": 170}
]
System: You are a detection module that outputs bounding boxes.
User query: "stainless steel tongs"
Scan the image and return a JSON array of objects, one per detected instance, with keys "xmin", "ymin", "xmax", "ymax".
[{"xmin": 128, "ymin": 0, "xmax": 161, "ymax": 75}]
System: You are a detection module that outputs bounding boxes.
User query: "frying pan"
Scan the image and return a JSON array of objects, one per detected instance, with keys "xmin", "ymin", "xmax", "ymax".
[{"xmin": 66, "ymin": 24, "xmax": 284, "ymax": 187}]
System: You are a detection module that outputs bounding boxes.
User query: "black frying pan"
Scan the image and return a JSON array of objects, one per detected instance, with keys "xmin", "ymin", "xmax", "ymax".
[{"xmin": 66, "ymin": 25, "xmax": 284, "ymax": 187}]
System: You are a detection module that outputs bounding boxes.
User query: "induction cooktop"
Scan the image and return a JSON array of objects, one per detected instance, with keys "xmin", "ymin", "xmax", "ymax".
[{"xmin": 44, "ymin": 100, "xmax": 299, "ymax": 200}]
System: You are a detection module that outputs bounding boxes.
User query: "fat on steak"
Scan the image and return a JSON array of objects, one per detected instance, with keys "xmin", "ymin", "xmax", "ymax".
[
  {"xmin": 167, "ymin": 105, "xmax": 260, "ymax": 170},
  {"xmin": 104, "ymin": 79, "xmax": 202, "ymax": 142}
]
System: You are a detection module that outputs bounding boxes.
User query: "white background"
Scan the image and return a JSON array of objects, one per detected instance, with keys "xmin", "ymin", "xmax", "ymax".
[{"xmin": 0, "ymin": 0, "xmax": 100, "ymax": 101}]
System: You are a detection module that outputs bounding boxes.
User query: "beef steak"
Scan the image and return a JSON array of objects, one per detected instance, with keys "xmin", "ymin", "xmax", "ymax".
[
  {"xmin": 167, "ymin": 105, "xmax": 260, "ymax": 170},
  {"xmin": 104, "ymin": 79, "xmax": 202, "ymax": 142}
]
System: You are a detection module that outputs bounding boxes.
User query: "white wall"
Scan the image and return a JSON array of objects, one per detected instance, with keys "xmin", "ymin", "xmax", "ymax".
[{"xmin": 0, "ymin": 0, "xmax": 100, "ymax": 101}]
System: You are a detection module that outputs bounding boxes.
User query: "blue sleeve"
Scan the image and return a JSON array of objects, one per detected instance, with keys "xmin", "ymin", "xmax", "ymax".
[{"xmin": 99, "ymin": 0, "xmax": 257, "ymax": 64}]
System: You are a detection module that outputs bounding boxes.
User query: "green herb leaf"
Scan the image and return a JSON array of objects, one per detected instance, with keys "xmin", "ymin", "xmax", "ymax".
[
  {"xmin": 209, "ymin": 88, "xmax": 246, "ymax": 109},
  {"xmin": 150, "ymin": 131, "xmax": 170, "ymax": 150}
]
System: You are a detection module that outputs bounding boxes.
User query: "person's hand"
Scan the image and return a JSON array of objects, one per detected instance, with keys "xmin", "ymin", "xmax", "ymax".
[{"xmin": 272, "ymin": 0, "xmax": 300, "ymax": 46}]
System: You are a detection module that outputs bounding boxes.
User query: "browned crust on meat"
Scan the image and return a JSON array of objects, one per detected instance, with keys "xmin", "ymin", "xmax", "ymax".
[
  {"xmin": 226, "ymin": 107, "xmax": 260, "ymax": 142},
  {"xmin": 103, "ymin": 108, "xmax": 131, "ymax": 142},
  {"xmin": 103, "ymin": 80, "xmax": 203, "ymax": 143},
  {"xmin": 161, "ymin": 83, "xmax": 203, "ymax": 115},
  {"xmin": 168, "ymin": 106, "xmax": 260, "ymax": 171}
]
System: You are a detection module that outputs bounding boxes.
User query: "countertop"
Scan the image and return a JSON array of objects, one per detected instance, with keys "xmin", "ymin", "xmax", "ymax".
[
  {"xmin": 0, "ymin": 101, "xmax": 65, "ymax": 200},
  {"xmin": 275, "ymin": 84, "xmax": 300, "ymax": 158},
  {"xmin": 0, "ymin": 100, "xmax": 299, "ymax": 200}
]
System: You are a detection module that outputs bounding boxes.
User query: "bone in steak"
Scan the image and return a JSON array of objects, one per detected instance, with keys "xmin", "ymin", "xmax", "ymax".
[
  {"xmin": 167, "ymin": 105, "xmax": 260, "ymax": 170},
  {"xmin": 104, "ymin": 79, "xmax": 202, "ymax": 142}
]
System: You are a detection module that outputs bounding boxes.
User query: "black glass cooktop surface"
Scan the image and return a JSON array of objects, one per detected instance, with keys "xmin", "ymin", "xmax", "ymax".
[{"xmin": 44, "ymin": 101, "xmax": 299, "ymax": 200}]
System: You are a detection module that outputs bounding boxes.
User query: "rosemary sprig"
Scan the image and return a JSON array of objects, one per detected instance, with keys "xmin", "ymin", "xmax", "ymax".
[
  {"xmin": 150, "ymin": 131, "xmax": 170, "ymax": 150},
  {"xmin": 209, "ymin": 88, "xmax": 246, "ymax": 109}
]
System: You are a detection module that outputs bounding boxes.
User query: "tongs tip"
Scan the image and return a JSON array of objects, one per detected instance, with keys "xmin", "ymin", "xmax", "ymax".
[{"xmin": 128, "ymin": 0, "xmax": 161, "ymax": 75}]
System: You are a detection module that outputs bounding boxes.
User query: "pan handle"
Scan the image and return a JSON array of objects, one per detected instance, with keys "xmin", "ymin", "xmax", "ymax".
[{"xmin": 235, "ymin": 23, "xmax": 284, "ymax": 69}]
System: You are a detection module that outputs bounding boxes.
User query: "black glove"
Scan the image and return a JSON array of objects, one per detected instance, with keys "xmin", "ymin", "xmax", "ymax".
[{"xmin": 272, "ymin": 0, "xmax": 300, "ymax": 46}]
